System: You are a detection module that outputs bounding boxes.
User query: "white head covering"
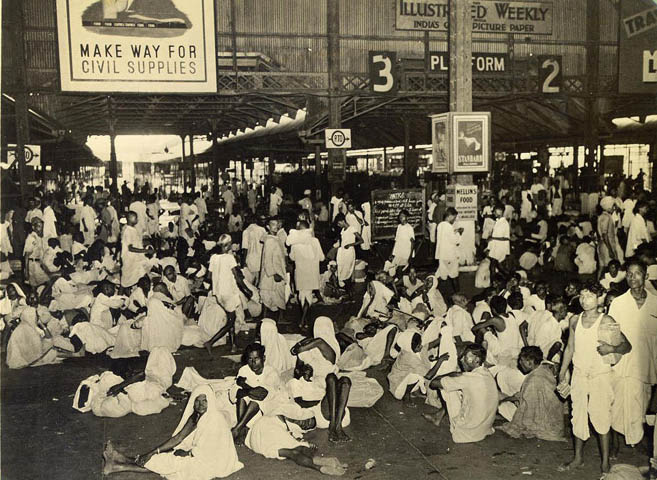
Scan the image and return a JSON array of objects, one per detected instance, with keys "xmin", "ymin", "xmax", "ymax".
[
  {"xmin": 9, "ymin": 282, "xmax": 26, "ymax": 300},
  {"xmin": 600, "ymin": 196, "xmax": 615, "ymax": 211},
  {"xmin": 313, "ymin": 316, "xmax": 340, "ymax": 362},
  {"xmin": 397, "ymin": 330, "xmax": 420, "ymax": 353},
  {"xmin": 144, "ymin": 347, "xmax": 177, "ymax": 390},
  {"xmin": 260, "ymin": 318, "xmax": 295, "ymax": 373},
  {"xmin": 169, "ymin": 385, "xmax": 244, "ymax": 478},
  {"xmin": 304, "ymin": 189, "xmax": 312, "ymax": 196}
]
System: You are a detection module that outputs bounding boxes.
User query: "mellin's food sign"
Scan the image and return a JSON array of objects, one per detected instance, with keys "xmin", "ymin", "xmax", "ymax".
[
  {"xmin": 396, "ymin": 0, "xmax": 553, "ymax": 34},
  {"xmin": 56, "ymin": 0, "xmax": 216, "ymax": 93}
]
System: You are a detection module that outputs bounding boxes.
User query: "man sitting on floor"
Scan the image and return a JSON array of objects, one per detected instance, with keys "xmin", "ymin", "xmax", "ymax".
[{"xmin": 498, "ymin": 346, "xmax": 566, "ymax": 441}]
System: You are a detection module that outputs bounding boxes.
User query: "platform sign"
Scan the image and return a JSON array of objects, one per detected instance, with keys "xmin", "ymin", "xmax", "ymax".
[
  {"xmin": 429, "ymin": 52, "xmax": 508, "ymax": 73},
  {"xmin": 369, "ymin": 51, "xmax": 398, "ymax": 93},
  {"xmin": 619, "ymin": 0, "xmax": 657, "ymax": 93},
  {"xmin": 3, "ymin": 145, "xmax": 41, "ymax": 169},
  {"xmin": 325, "ymin": 129, "xmax": 352, "ymax": 149},
  {"xmin": 55, "ymin": 0, "xmax": 217, "ymax": 93},
  {"xmin": 396, "ymin": 0, "xmax": 553, "ymax": 35}
]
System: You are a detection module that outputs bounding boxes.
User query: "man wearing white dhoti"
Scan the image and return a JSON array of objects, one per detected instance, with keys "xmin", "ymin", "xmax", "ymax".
[
  {"xmin": 260, "ymin": 218, "xmax": 288, "ymax": 320},
  {"xmin": 392, "ymin": 210, "xmax": 415, "ymax": 269},
  {"xmin": 288, "ymin": 221, "xmax": 324, "ymax": 329},
  {"xmin": 80, "ymin": 195, "xmax": 97, "ymax": 247},
  {"xmin": 609, "ymin": 260, "xmax": 657, "ymax": 448},
  {"xmin": 42, "ymin": 196, "xmax": 58, "ymax": 241},
  {"xmin": 486, "ymin": 204, "xmax": 510, "ymax": 277},
  {"xmin": 23, "ymin": 217, "xmax": 49, "ymax": 288},
  {"xmin": 241, "ymin": 216, "xmax": 267, "ymax": 284},
  {"xmin": 558, "ymin": 283, "xmax": 631, "ymax": 475},
  {"xmin": 435, "ymin": 207, "xmax": 463, "ymax": 293},
  {"xmin": 120, "ymin": 212, "xmax": 156, "ymax": 289},
  {"xmin": 335, "ymin": 214, "xmax": 362, "ymax": 288}
]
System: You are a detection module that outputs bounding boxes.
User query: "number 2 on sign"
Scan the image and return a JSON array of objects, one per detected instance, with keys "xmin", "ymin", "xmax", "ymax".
[
  {"xmin": 541, "ymin": 59, "xmax": 560, "ymax": 93},
  {"xmin": 372, "ymin": 53, "xmax": 394, "ymax": 93}
]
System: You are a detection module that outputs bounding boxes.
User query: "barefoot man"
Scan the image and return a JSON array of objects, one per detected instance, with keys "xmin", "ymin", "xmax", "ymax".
[{"xmin": 558, "ymin": 282, "xmax": 632, "ymax": 475}]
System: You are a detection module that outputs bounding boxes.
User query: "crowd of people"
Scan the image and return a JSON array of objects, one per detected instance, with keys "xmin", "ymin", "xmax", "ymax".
[{"xmin": 0, "ymin": 172, "xmax": 656, "ymax": 479}]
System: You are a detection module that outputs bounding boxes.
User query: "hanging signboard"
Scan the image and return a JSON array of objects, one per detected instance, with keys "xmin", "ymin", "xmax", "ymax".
[
  {"xmin": 327, "ymin": 150, "xmax": 346, "ymax": 182},
  {"xmin": 446, "ymin": 184, "xmax": 478, "ymax": 221},
  {"xmin": 2, "ymin": 145, "xmax": 41, "ymax": 169},
  {"xmin": 618, "ymin": 0, "xmax": 657, "ymax": 93},
  {"xmin": 430, "ymin": 113, "xmax": 449, "ymax": 173},
  {"xmin": 56, "ymin": 0, "xmax": 217, "ymax": 93},
  {"xmin": 451, "ymin": 112, "xmax": 491, "ymax": 173},
  {"xmin": 396, "ymin": 0, "xmax": 553, "ymax": 35},
  {"xmin": 325, "ymin": 129, "xmax": 352, "ymax": 149}
]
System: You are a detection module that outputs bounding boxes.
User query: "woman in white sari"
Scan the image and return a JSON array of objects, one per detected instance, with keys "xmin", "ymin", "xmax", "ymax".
[
  {"xmin": 6, "ymin": 307, "xmax": 60, "ymax": 369},
  {"xmin": 103, "ymin": 384, "xmax": 243, "ymax": 479},
  {"xmin": 260, "ymin": 318, "xmax": 296, "ymax": 374}
]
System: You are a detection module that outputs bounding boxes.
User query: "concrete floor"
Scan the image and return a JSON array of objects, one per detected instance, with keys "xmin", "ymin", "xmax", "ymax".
[{"xmin": 1, "ymin": 274, "xmax": 652, "ymax": 480}]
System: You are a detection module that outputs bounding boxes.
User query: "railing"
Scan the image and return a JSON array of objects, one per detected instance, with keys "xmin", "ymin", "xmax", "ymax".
[{"xmin": 216, "ymin": 71, "xmax": 618, "ymax": 96}]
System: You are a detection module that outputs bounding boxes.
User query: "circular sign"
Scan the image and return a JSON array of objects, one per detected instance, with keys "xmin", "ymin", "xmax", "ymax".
[
  {"xmin": 24, "ymin": 147, "xmax": 34, "ymax": 163},
  {"xmin": 330, "ymin": 130, "xmax": 346, "ymax": 147}
]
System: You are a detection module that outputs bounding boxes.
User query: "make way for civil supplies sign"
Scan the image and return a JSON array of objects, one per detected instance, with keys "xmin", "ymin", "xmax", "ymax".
[
  {"xmin": 395, "ymin": 0, "xmax": 553, "ymax": 34},
  {"xmin": 56, "ymin": 0, "xmax": 217, "ymax": 93}
]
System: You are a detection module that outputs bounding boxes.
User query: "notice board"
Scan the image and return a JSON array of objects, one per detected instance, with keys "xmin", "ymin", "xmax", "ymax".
[{"xmin": 371, "ymin": 188, "xmax": 426, "ymax": 240}]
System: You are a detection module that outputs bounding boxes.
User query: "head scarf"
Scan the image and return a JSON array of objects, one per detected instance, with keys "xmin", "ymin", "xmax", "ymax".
[
  {"xmin": 6, "ymin": 308, "xmax": 44, "ymax": 369},
  {"xmin": 10, "ymin": 282, "xmax": 26, "ymax": 300},
  {"xmin": 313, "ymin": 316, "xmax": 340, "ymax": 362},
  {"xmin": 260, "ymin": 318, "xmax": 295, "ymax": 373},
  {"xmin": 170, "ymin": 385, "xmax": 244, "ymax": 478},
  {"xmin": 397, "ymin": 330, "xmax": 421, "ymax": 353},
  {"xmin": 144, "ymin": 347, "xmax": 177, "ymax": 390},
  {"xmin": 600, "ymin": 196, "xmax": 615, "ymax": 212}
]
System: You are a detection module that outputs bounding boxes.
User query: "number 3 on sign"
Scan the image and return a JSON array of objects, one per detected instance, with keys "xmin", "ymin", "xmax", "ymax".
[
  {"xmin": 538, "ymin": 55, "xmax": 562, "ymax": 94},
  {"xmin": 369, "ymin": 51, "xmax": 397, "ymax": 93}
]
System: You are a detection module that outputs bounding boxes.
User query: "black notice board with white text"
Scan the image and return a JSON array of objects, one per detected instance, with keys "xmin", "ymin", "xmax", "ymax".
[{"xmin": 371, "ymin": 188, "xmax": 426, "ymax": 240}]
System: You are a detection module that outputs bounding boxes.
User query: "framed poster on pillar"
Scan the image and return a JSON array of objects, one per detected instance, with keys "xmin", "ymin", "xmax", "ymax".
[
  {"xmin": 430, "ymin": 113, "xmax": 449, "ymax": 173},
  {"xmin": 450, "ymin": 112, "xmax": 491, "ymax": 173}
]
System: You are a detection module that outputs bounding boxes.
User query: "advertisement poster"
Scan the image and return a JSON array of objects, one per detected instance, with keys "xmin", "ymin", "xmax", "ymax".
[
  {"xmin": 618, "ymin": 0, "xmax": 657, "ymax": 93},
  {"xmin": 56, "ymin": 0, "xmax": 217, "ymax": 93},
  {"xmin": 430, "ymin": 113, "xmax": 449, "ymax": 173},
  {"xmin": 451, "ymin": 112, "xmax": 490, "ymax": 173},
  {"xmin": 396, "ymin": 0, "xmax": 553, "ymax": 35}
]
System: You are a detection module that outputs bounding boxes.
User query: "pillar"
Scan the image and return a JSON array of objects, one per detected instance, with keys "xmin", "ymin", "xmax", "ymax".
[
  {"xmin": 181, "ymin": 134, "xmax": 187, "ymax": 193},
  {"xmin": 449, "ymin": 0, "xmax": 475, "ymax": 265},
  {"xmin": 327, "ymin": 0, "xmax": 343, "ymax": 192},
  {"xmin": 11, "ymin": 0, "xmax": 29, "ymax": 201},
  {"xmin": 403, "ymin": 118, "xmax": 410, "ymax": 188},
  {"xmin": 189, "ymin": 134, "xmax": 197, "ymax": 193}
]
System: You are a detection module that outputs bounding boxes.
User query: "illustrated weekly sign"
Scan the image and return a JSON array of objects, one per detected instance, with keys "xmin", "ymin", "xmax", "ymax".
[
  {"xmin": 56, "ymin": 0, "xmax": 217, "ymax": 93},
  {"xmin": 396, "ymin": 0, "xmax": 553, "ymax": 34}
]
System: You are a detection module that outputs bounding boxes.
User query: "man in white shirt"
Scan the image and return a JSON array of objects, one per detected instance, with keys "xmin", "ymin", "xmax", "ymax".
[
  {"xmin": 445, "ymin": 293, "xmax": 475, "ymax": 344},
  {"xmin": 205, "ymin": 234, "xmax": 252, "ymax": 354},
  {"xmin": 521, "ymin": 295, "xmax": 566, "ymax": 363},
  {"xmin": 222, "ymin": 186, "xmax": 236, "ymax": 216},
  {"xmin": 426, "ymin": 343, "xmax": 498, "ymax": 443},
  {"xmin": 287, "ymin": 220, "xmax": 324, "ymax": 330},
  {"xmin": 80, "ymin": 195, "xmax": 97, "ymax": 247},
  {"xmin": 330, "ymin": 189, "xmax": 345, "ymax": 222},
  {"xmin": 193, "ymin": 192, "xmax": 208, "ymax": 224},
  {"xmin": 269, "ymin": 186, "xmax": 282, "ymax": 217},
  {"xmin": 435, "ymin": 207, "xmax": 463, "ymax": 293},
  {"xmin": 128, "ymin": 193, "xmax": 148, "ymax": 238},
  {"xmin": 241, "ymin": 216, "xmax": 267, "ymax": 284},
  {"xmin": 609, "ymin": 260, "xmax": 657, "ymax": 448}
]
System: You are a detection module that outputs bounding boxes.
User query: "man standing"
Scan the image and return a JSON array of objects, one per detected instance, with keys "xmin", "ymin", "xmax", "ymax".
[
  {"xmin": 288, "ymin": 220, "xmax": 324, "ymax": 330},
  {"xmin": 206, "ymin": 234, "xmax": 253, "ymax": 354},
  {"xmin": 129, "ymin": 193, "xmax": 148, "ymax": 238},
  {"xmin": 121, "ymin": 211, "xmax": 156, "ymax": 290},
  {"xmin": 269, "ymin": 186, "xmax": 282, "ymax": 217},
  {"xmin": 80, "ymin": 195, "xmax": 97, "ymax": 247},
  {"xmin": 194, "ymin": 191, "xmax": 208, "ymax": 225},
  {"xmin": 241, "ymin": 215, "xmax": 267, "ymax": 284},
  {"xmin": 259, "ymin": 217, "xmax": 287, "ymax": 321},
  {"xmin": 558, "ymin": 283, "xmax": 631, "ymax": 474},
  {"xmin": 222, "ymin": 185, "xmax": 236, "ymax": 216},
  {"xmin": 609, "ymin": 260, "xmax": 657, "ymax": 448},
  {"xmin": 425, "ymin": 343, "xmax": 498, "ymax": 443},
  {"xmin": 435, "ymin": 207, "xmax": 463, "ymax": 294},
  {"xmin": 486, "ymin": 204, "xmax": 510, "ymax": 277}
]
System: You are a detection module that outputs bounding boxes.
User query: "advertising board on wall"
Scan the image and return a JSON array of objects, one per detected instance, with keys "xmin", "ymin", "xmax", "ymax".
[
  {"xmin": 619, "ymin": 0, "xmax": 657, "ymax": 94},
  {"xmin": 56, "ymin": 0, "xmax": 217, "ymax": 93},
  {"xmin": 396, "ymin": 0, "xmax": 553, "ymax": 35}
]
